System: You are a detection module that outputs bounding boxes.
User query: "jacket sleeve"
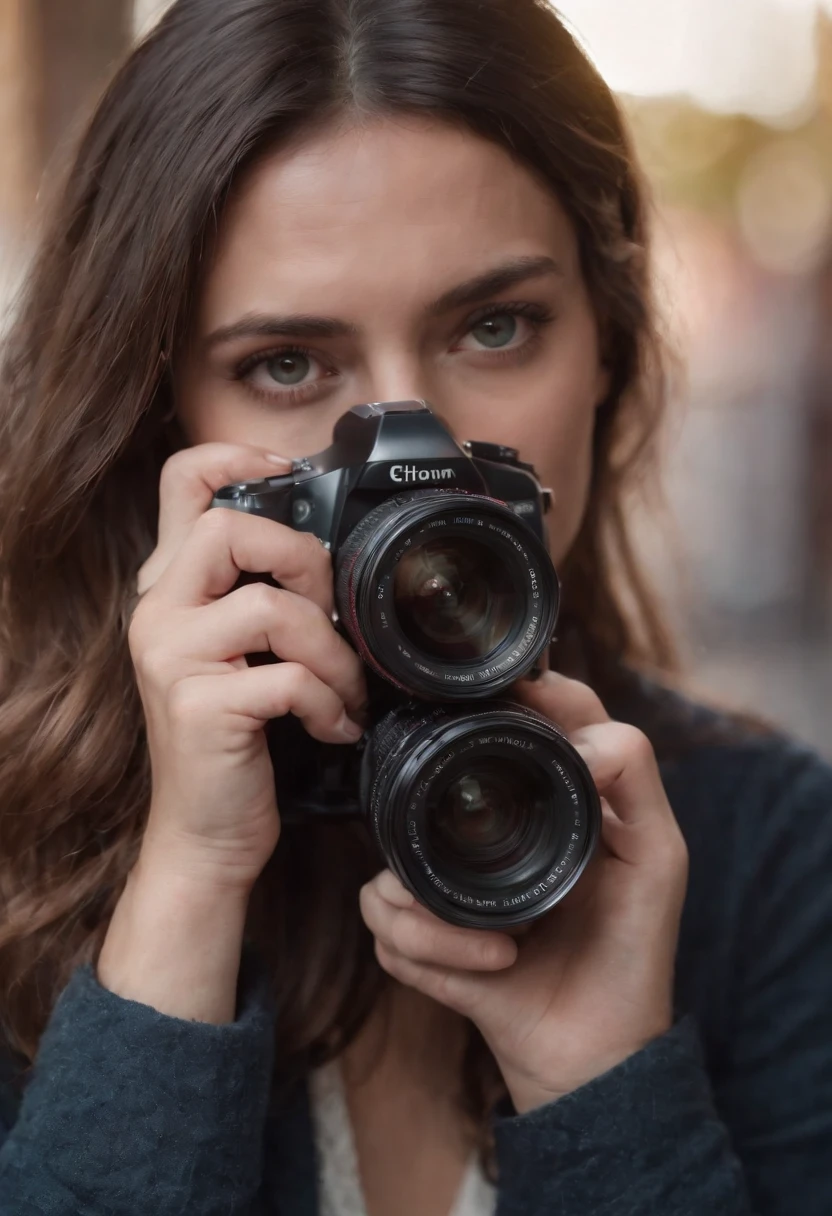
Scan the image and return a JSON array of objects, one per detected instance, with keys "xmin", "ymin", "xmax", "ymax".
[
  {"xmin": 0, "ymin": 940, "xmax": 276, "ymax": 1215},
  {"xmin": 493, "ymin": 745, "xmax": 832, "ymax": 1216},
  {"xmin": 493, "ymin": 1016, "xmax": 751, "ymax": 1215}
]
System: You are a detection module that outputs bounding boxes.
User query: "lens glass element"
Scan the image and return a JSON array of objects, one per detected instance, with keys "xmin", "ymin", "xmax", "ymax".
[
  {"xmin": 392, "ymin": 536, "xmax": 515, "ymax": 662},
  {"xmin": 427, "ymin": 758, "xmax": 549, "ymax": 877},
  {"xmin": 336, "ymin": 490, "xmax": 559, "ymax": 698}
]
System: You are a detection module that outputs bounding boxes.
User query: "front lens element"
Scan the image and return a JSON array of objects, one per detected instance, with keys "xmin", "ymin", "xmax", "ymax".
[
  {"xmin": 393, "ymin": 537, "xmax": 515, "ymax": 662},
  {"xmin": 427, "ymin": 759, "xmax": 550, "ymax": 875}
]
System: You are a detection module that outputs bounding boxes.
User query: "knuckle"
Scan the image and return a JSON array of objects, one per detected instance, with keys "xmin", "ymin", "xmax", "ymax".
[
  {"xmin": 433, "ymin": 970, "xmax": 462, "ymax": 1008},
  {"xmin": 166, "ymin": 677, "xmax": 209, "ymax": 727},
  {"xmin": 128, "ymin": 611, "xmax": 171, "ymax": 680},
  {"xmin": 299, "ymin": 531, "xmax": 332, "ymax": 578},
  {"xmin": 126, "ymin": 605, "xmax": 149, "ymax": 656},
  {"xmin": 295, "ymin": 587, "xmax": 327, "ymax": 625},
  {"xmin": 133, "ymin": 643, "xmax": 174, "ymax": 687},
  {"xmin": 158, "ymin": 447, "xmax": 196, "ymax": 493},
  {"xmin": 301, "ymin": 528, "xmax": 327, "ymax": 559},
  {"xmin": 652, "ymin": 826, "xmax": 689, "ymax": 884},
  {"xmin": 195, "ymin": 505, "xmax": 234, "ymax": 542},
  {"xmin": 357, "ymin": 880, "xmax": 374, "ymax": 917},
  {"xmin": 566, "ymin": 677, "xmax": 605, "ymax": 716},
  {"xmin": 270, "ymin": 532, "xmax": 331, "ymax": 603},
  {"xmin": 274, "ymin": 660, "xmax": 311, "ymax": 701},
  {"xmin": 668, "ymin": 828, "xmax": 690, "ymax": 875},
  {"xmin": 374, "ymin": 937, "xmax": 400, "ymax": 975},
  {"xmin": 318, "ymin": 616, "xmax": 349, "ymax": 665},
  {"xmin": 135, "ymin": 555, "xmax": 157, "ymax": 598},
  {"xmin": 359, "ymin": 882, "xmax": 384, "ymax": 929},
  {"xmin": 239, "ymin": 579, "xmax": 283, "ymax": 618},
  {"xmin": 390, "ymin": 911, "xmax": 424, "ymax": 958},
  {"xmin": 610, "ymin": 722, "xmax": 655, "ymax": 768}
]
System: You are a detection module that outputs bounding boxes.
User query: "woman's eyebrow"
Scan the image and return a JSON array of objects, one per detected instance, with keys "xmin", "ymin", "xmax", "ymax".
[
  {"xmin": 203, "ymin": 314, "xmax": 359, "ymax": 349},
  {"xmin": 203, "ymin": 256, "xmax": 563, "ymax": 350},
  {"xmin": 427, "ymin": 255, "xmax": 564, "ymax": 315}
]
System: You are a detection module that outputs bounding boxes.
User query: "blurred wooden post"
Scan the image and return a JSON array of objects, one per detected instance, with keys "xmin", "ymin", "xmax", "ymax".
[
  {"xmin": 28, "ymin": 0, "xmax": 132, "ymax": 170},
  {"xmin": 0, "ymin": 0, "xmax": 131, "ymax": 310},
  {"xmin": 0, "ymin": 0, "xmax": 38, "ymax": 253}
]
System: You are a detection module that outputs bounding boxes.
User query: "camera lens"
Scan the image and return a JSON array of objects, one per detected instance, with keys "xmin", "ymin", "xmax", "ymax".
[
  {"xmin": 360, "ymin": 701, "xmax": 599, "ymax": 928},
  {"xmin": 393, "ymin": 537, "xmax": 515, "ymax": 662},
  {"xmin": 335, "ymin": 490, "xmax": 558, "ymax": 699},
  {"xmin": 428, "ymin": 759, "xmax": 551, "ymax": 876}
]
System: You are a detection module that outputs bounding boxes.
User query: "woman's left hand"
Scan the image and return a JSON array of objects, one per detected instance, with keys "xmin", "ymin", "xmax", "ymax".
[{"xmin": 359, "ymin": 671, "xmax": 689, "ymax": 1115}]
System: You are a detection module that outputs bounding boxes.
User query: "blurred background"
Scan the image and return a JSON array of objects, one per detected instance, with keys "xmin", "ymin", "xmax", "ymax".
[{"xmin": 0, "ymin": 0, "xmax": 829, "ymax": 757}]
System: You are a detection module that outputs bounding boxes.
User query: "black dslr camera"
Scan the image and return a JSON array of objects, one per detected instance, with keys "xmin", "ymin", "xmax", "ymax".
[{"xmin": 212, "ymin": 401, "xmax": 599, "ymax": 928}]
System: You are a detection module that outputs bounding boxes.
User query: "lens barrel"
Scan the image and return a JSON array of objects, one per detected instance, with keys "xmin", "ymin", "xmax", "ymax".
[
  {"xmin": 360, "ymin": 701, "xmax": 600, "ymax": 929},
  {"xmin": 335, "ymin": 490, "xmax": 559, "ymax": 699}
]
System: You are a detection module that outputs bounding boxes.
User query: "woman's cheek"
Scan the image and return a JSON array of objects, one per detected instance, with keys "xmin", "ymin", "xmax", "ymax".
[{"xmin": 515, "ymin": 399, "xmax": 596, "ymax": 567}]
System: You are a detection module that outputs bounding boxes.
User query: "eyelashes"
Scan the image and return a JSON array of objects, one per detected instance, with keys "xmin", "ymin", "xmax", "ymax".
[
  {"xmin": 233, "ymin": 344, "xmax": 331, "ymax": 404},
  {"xmin": 230, "ymin": 300, "xmax": 556, "ymax": 406},
  {"xmin": 453, "ymin": 301, "xmax": 553, "ymax": 358},
  {"xmin": 464, "ymin": 300, "xmax": 554, "ymax": 330}
]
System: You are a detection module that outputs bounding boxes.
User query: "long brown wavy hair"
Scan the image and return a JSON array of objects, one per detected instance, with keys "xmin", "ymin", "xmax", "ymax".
[{"xmin": 0, "ymin": 0, "xmax": 676, "ymax": 1168}]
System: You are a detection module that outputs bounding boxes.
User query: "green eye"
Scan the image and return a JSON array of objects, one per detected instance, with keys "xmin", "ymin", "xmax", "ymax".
[
  {"xmin": 470, "ymin": 314, "xmax": 518, "ymax": 349},
  {"xmin": 266, "ymin": 352, "xmax": 311, "ymax": 385}
]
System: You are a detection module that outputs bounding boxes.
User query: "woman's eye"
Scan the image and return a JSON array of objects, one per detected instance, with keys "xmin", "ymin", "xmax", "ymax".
[
  {"xmin": 239, "ymin": 346, "xmax": 331, "ymax": 397},
  {"xmin": 471, "ymin": 314, "xmax": 519, "ymax": 349},
  {"xmin": 457, "ymin": 311, "xmax": 536, "ymax": 353},
  {"xmin": 263, "ymin": 351, "xmax": 314, "ymax": 386}
]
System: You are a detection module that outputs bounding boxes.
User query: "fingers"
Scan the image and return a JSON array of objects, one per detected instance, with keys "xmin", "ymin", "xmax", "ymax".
[
  {"xmin": 169, "ymin": 582, "xmax": 366, "ymax": 715},
  {"xmin": 514, "ymin": 672, "xmax": 685, "ymax": 877},
  {"xmin": 513, "ymin": 670, "xmax": 610, "ymax": 733},
  {"xmin": 360, "ymin": 871, "xmax": 518, "ymax": 972},
  {"xmin": 372, "ymin": 944, "xmax": 479, "ymax": 1015},
  {"xmin": 171, "ymin": 662, "xmax": 364, "ymax": 745},
  {"xmin": 157, "ymin": 443, "xmax": 290, "ymax": 556},
  {"xmin": 571, "ymin": 721, "xmax": 664, "ymax": 823},
  {"xmin": 152, "ymin": 508, "xmax": 334, "ymax": 615},
  {"xmin": 574, "ymin": 723, "xmax": 687, "ymax": 876},
  {"xmin": 139, "ymin": 444, "xmax": 292, "ymax": 595}
]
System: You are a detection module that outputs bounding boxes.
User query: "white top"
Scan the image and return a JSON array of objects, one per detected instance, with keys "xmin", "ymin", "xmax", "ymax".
[{"xmin": 309, "ymin": 1060, "xmax": 497, "ymax": 1216}]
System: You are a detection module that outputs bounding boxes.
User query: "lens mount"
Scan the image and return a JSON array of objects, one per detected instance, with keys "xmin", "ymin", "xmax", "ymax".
[
  {"xmin": 336, "ymin": 491, "xmax": 559, "ymax": 699},
  {"xmin": 361, "ymin": 701, "xmax": 600, "ymax": 929}
]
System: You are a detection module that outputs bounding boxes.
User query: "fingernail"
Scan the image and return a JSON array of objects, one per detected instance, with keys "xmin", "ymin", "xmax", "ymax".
[
  {"xmin": 265, "ymin": 452, "xmax": 291, "ymax": 464},
  {"xmin": 338, "ymin": 713, "xmax": 365, "ymax": 742}
]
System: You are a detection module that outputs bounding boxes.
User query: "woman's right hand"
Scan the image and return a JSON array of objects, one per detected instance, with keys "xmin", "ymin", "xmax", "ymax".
[{"xmin": 127, "ymin": 443, "xmax": 367, "ymax": 894}]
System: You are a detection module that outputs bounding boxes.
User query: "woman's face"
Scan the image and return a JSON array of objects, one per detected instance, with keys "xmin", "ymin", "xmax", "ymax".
[{"xmin": 176, "ymin": 116, "xmax": 609, "ymax": 565}]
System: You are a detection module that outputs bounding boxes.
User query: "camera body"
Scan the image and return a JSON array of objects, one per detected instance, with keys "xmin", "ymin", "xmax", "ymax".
[
  {"xmin": 211, "ymin": 400, "xmax": 599, "ymax": 929},
  {"xmin": 212, "ymin": 398, "xmax": 552, "ymax": 552}
]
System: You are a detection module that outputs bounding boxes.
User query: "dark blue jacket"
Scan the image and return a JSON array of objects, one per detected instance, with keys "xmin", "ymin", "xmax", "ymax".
[{"xmin": 1, "ymin": 695, "xmax": 831, "ymax": 1214}]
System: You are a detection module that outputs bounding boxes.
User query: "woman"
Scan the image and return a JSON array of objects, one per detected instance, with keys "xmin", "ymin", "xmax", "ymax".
[{"xmin": 0, "ymin": 1, "xmax": 829, "ymax": 1212}]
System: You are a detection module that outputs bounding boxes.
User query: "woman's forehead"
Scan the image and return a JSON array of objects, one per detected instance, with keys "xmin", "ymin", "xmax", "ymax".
[{"xmin": 198, "ymin": 116, "xmax": 581, "ymax": 328}]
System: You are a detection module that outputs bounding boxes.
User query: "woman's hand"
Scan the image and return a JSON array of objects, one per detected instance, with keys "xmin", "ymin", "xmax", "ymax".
[
  {"xmin": 359, "ymin": 671, "xmax": 688, "ymax": 1114},
  {"xmin": 127, "ymin": 442, "xmax": 367, "ymax": 894}
]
